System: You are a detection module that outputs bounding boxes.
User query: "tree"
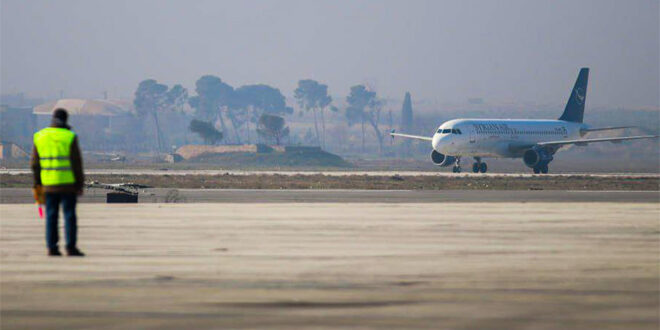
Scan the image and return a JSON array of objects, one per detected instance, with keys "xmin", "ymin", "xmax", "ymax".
[
  {"xmin": 191, "ymin": 75, "xmax": 233, "ymax": 139},
  {"xmin": 225, "ymin": 101, "xmax": 247, "ymax": 144},
  {"xmin": 166, "ymin": 84, "xmax": 189, "ymax": 113},
  {"xmin": 400, "ymin": 92, "xmax": 413, "ymax": 154},
  {"xmin": 189, "ymin": 119, "xmax": 223, "ymax": 145},
  {"xmin": 294, "ymin": 79, "xmax": 333, "ymax": 148},
  {"xmin": 345, "ymin": 85, "xmax": 384, "ymax": 153},
  {"xmin": 256, "ymin": 113, "xmax": 290, "ymax": 145},
  {"xmin": 134, "ymin": 80, "xmax": 189, "ymax": 151},
  {"xmin": 234, "ymin": 84, "xmax": 293, "ymax": 143},
  {"xmin": 134, "ymin": 79, "xmax": 168, "ymax": 151}
]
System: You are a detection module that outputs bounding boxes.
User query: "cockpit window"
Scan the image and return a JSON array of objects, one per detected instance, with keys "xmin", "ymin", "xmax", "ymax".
[{"xmin": 437, "ymin": 128, "xmax": 462, "ymax": 134}]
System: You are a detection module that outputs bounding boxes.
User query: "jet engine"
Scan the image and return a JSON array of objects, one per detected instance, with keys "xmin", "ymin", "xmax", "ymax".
[
  {"xmin": 523, "ymin": 147, "xmax": 553, "ymax": 168},
  {"xmin": 431, "ymin": 150, "xmax": 456, "ymax": 167}
]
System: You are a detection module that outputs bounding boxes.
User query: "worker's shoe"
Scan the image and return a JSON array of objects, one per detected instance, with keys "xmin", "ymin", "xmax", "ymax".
[
  {"xmin": 48, "ymin": 248, "xmax": 62, "ymax": 256},
  {"xmin": 66, "ymin": 247, "xmax": 85, "ymax": 257}
]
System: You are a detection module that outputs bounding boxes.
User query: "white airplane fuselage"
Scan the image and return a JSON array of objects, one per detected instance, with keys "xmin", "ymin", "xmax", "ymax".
[{"xmin": 432, "ymin": 119, "xmax": 585, "ymax": 158}]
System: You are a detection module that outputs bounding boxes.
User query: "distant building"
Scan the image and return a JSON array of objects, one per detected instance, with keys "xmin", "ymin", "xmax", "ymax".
[
  {"xmin": 33, "ymin": 98, "xmax": 135, "ymax": 129},
  {"xmin": 32, "ymin": 98, "xmax": 194, "ymax": 152},
  {"xmin": 33, "ymin": 98, "xmax": 141, "ymax": 151}
]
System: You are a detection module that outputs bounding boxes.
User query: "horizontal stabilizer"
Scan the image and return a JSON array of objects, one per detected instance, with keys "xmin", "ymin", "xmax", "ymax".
[{"xmin": 581, "ymin": 126, "xmax": 634, "ymax": 133}]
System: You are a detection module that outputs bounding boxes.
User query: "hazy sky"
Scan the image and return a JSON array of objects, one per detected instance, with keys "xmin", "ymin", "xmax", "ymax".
[{"xmin": 1, "ymin": 0, "xmax": 658, "ymax": 108}]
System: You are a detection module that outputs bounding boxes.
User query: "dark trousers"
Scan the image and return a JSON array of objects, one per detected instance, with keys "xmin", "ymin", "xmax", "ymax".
[{"xmin": 45, "ymin": 193, "xmax": 78, "ymax": 250}]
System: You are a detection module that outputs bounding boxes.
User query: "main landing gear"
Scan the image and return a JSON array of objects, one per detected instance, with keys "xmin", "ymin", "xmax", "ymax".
[
  {"xmin": 471, "ymin": 157, "xmax": 488, "ymax": 173},
  {"xmin": 533, "ymin": 164, "xmax": 549, "ymax": 174}
]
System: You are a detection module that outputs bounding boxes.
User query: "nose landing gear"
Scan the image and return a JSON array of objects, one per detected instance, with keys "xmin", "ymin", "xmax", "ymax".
[
  {"xmin": 472, "ymin": 157, "xmax": 488, "ymax": 173},
  {"xmin": 452, "ymin": 157, "xmax": 462, "ymax": 173}
]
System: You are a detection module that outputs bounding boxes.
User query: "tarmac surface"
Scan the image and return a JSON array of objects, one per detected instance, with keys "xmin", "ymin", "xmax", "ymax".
[
  {"xmin": 1, "ymin": 188, "xmax": 659, "ymax": 203},
  {"xmin": 2, "ymin": 168, "xmax": 659, "ymax": 177},
  {"xmin": 1, "ymin": 202, "xmax": 659, "ymax": 329}
]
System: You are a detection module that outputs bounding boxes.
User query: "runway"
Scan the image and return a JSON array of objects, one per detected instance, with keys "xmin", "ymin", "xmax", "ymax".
[
  {"xmin": 1, "ymin": 202, "xmax": 658, "ymax": 329},
  {"xmin": 2, "ymin": 168, "xmax": 659, "ymax": 177},
  {"xmin": 1, "ymin": 188, "xmax": 658, "ymax": 203}
]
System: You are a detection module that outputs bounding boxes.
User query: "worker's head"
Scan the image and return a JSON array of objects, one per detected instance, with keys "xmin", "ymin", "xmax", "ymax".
[{"xmin": 51, "ymin": 108, "xmax": 70, "ymax": 128}]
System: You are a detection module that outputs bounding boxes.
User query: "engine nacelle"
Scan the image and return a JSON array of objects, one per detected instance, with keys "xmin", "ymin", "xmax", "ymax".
[
  {"xmin": 431, "ymin": 150, "xmax": 456, "ymax": 167},
  {"xmin": 523, "ymin": 148, "xmax": 553, "ymax": 168}
]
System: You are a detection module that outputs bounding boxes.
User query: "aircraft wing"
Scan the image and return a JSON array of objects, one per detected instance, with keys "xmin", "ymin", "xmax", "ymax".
[
  {"xmin": 389, "ymin": 132, "xmax": 433, "ymax": 141},
  {"xmin": 537, "ymin": 135, "xmax": 659, "ymax": 147}
]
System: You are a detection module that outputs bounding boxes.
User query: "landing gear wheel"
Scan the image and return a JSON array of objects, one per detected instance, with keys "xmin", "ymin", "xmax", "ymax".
[
  {"xmin": 479, "ymin": 162, "xmax": 487, "ymax": 173},
  {"xmin": 472, "ymin": 163, "xmax": 479, "ymax": 173},
  {"xmin": 533, "ymin": 167, "xmax": 541, "ymax": 174},
  {"xmin": 540, "ymin": 164, "xmax": 549, "ymax": 174},
  {"xmin": 452, "ymin": 157, "xmax": 462, "ymax": 173}
]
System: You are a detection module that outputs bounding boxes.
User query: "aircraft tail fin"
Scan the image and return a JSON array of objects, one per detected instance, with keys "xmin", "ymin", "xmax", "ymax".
[{"xmin": 559, "ymin": 68, "xmax": 589, "ymax": 123}]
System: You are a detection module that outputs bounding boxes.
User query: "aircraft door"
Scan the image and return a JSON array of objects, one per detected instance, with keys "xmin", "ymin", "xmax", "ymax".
[{"xmin": 469, "ymin": 129, "xmax": 476, "ymax": 143}]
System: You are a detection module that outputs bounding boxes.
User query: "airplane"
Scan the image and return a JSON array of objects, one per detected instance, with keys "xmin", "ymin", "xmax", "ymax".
[{"xmin": 390, "ymin": 68, "xmax": 658, "ymax": 174}]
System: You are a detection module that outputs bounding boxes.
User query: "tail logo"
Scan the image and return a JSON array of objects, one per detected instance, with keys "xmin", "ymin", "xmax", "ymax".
[{"xmin": 574, "ymin": 87, "xmax": 585, "ymax": 105}]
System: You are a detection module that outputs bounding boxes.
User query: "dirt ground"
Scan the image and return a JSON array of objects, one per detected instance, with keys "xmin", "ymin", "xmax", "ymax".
[
  {"xmin": 1, "ymin": 173, "xmax": 658, "ymax": 190},
  {"xmin": 1, "ymin": 203, "xmax": 658, "ymax": 329}
]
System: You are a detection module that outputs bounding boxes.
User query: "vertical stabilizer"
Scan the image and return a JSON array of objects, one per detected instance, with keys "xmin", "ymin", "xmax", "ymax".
[{"xmin": 559, "ymin": 68, "xmax": 589, "ymax": 123}]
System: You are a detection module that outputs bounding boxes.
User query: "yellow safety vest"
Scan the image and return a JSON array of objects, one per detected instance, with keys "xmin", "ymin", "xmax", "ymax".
[{"xmin": 33, "ymin": 127, "xmax": 76, "ymax": 186}]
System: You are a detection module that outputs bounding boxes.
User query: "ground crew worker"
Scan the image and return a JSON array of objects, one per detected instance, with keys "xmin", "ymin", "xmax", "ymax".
[{"xmin": 31, "ymin": 108, "xmax": 85, "ymax": 257}]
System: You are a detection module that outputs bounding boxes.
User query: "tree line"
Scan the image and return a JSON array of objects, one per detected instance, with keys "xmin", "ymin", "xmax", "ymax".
[{"xmin": 133, "ymin": 75, "xmax": 412, "ymax": 153}]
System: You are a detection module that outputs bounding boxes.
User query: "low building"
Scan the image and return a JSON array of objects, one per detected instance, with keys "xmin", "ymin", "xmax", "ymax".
[
  {"xmin": 32, "ymin": 98, "xmax": 194, "ymax": 153},
  {"xmin": 33, "ymin": 98, "xmax": 142, "ymax": 151}
]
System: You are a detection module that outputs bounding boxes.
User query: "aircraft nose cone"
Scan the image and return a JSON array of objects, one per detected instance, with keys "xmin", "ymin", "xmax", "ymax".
[{"xmin": 432, "ymin": 134, "xmax": 441, "ymax": 150}]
